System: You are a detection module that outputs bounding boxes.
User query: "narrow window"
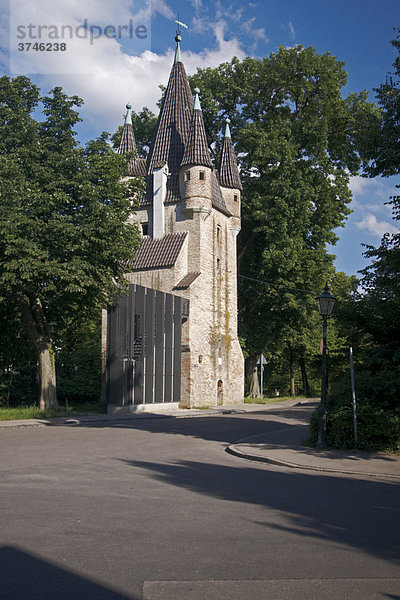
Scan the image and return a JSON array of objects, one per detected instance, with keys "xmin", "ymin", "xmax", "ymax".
[
  {"xmin": 185, "ymin": 171, "xmax": 191, "ymax": 181},
  {"xmin": 199, "ymin": 171, "xmax": 205, "ymax": 181},
  {"xmin": 142, "ymin": 222, "xmax": 149, "ymax": 236},
  {"xmin": 234, "ymin": 194, "xmax": 238, "ymax": 202},
  {"xmin": 216, "ymin": 225, "xmax": 222, "ymax": 243}
]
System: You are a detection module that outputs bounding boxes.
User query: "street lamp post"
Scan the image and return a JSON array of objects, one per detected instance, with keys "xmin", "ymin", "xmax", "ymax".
[{"xmin": 315, "ymin": 283, "xmax": 336, "ymax": 447}]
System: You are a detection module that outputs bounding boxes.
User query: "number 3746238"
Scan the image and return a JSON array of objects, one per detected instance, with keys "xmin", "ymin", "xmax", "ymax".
[{"xmin": 18, "ymin": 42, "xmax": 67, "ymax": 51}]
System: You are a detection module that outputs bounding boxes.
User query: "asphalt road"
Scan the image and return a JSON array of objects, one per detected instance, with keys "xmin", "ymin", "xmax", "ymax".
[{"xmin": 1, "ymin": 406, "xmax": 400, "ymax": 599}]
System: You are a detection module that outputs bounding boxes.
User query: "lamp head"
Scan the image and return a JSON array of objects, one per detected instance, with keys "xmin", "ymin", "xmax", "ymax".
[{"xmin": 316, "ymin": 283, "xmax": 336, "ymax": 317}]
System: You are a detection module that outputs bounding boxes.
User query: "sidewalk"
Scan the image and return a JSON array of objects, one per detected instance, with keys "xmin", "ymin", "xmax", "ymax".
[{"xmin": 228, "ymin": 401, "xmax": 400, "ymax": 479}]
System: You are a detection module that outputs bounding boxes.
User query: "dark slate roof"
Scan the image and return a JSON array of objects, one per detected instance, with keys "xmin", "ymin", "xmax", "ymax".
[
  {"xmin": 211, "ymin": 171, "xmax": 231, "ymax": 216},
  {"xmin": 122, "ymin": 42, "xmax": 234, "ymax": 217},
  {"xmin": 129, "ymin": 157, "xmax": 147, "ymax": 177},
  {"xmin": 173, "ymin": 272, "xmax": 201, "ymax": 289},
  {"xmin": 128, "ymin": 232, "xmax": 187, "ymax": 270},
  {"xmin": 181, "ymin": 109, "xmax": 212, "ymax": 168},
  {"xmin": 118, "ymin": 123, "xmax": 137, "ymax": 155},
  {"xmin": 145, "ymin": 59, "xmax": 193, "ymax": 202},
  {"xmin": 218, "ymin": 134, "xmax": 242, "ymax": 190}
]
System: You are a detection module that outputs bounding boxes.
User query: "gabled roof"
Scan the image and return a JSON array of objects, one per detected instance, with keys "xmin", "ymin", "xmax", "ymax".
[
  {"xmin": 181, "ymin": 88, "xmax": 212, "ymax": 168},
  {"xmin": 128, "ymin": 232, "xmax": 187, "ymax": 270},
  {"xmin": 218, "ymin": 119, "xmax": 242, "ymax": 191}
]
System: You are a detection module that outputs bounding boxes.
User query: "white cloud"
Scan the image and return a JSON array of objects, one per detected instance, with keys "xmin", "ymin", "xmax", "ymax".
[
  {"xmin": 288, "ymin": 21, "xmax": 295, "ymax": 40},
  {"xmin": 349, "ymin": 175, "xmax": 374, "ymax": 196},
  {"xmin": 188, "ymin": 0, "xmax": 203, "ymax": 14},
  {"xmin": 242, "ymin": 16, "xmax": 268, "ymax": 47},
  {"xmin": 349, "ymin": 175, "xmax": 394, "ymax": 201},
  {"xmin": 356, "ymin": 213, "xmax": 399, "ymax": 237},
  {"xmin": 2, "ymin": 0, "xmax": 246, "ymax": 140},
  {"xmin": 16, "ymin": 18, "xmax": 244, "ymax": 142},
  {"xmin": 150, "ymin": 0, "xmax": 174, "ymax": 19}
]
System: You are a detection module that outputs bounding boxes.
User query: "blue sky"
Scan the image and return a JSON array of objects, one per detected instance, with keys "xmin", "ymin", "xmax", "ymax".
[{"xmin": 1, "ymin": 0, "xmax": 399, "ymax": 277}]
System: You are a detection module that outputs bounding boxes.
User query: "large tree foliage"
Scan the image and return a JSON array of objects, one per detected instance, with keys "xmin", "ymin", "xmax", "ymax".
[
  {"xmin": 0, "ymin": 76, "xmax": 141, "ymax": 409},
  {"xmin": 320, "ymin": 31, "xmax": 400, "ymax": 450},
  {"xmin": 189, "ymin": 46, "xmax": 379, "ymax": 393},
  {"xmin": 355, "ymin": 29, "xmax": 400, "ymax": 409},
  {"xmin": 366, "ymin": 27, "xmax": 400, "ymax": 177}
]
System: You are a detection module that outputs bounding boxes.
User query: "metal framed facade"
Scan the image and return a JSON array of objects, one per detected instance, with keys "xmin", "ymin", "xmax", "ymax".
[{"xmin": 106, "ymin": 284, "xmax": 185, "ymax": 406}]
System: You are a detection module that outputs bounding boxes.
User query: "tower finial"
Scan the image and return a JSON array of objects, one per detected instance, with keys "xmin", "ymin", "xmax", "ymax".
[
  {"xmin": 224, "ymin": 117, "xmax": 231, "ymax": 138},
  {"xmin": 194, "ymin": 87, "xmax": 201, "ymax": 110},
  {"xmin": 125, "ymin": 103, "xmax": 132, "ymax": 125},
  {"xmin": 174, "ymin": 16, "xmax": 188, "ymax": 62}
]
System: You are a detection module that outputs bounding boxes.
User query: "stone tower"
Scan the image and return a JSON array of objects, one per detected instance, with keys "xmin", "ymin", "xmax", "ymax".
[{"xmin": 107, "ymin": 34, "xmax": 244, "ymax": 408}]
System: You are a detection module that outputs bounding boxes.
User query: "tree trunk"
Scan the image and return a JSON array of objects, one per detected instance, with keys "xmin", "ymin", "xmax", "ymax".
[
  {"xmin": 289, "ymin": 345, "xmax": 295, "ymax": 396},
  {"xmin": 299, "ymin": 355, "xmax": 309, "ymax": 397},
  {"xmin": 11, "ymin": 289, "xmax": 58, "ymax": 409},
  {"xmin": 246, "ymin": 355, "xmax": 260, "ymax": 398},
  {"xmin": 38, "ymin": 340, "xmax": 58, "ymax": 410}
]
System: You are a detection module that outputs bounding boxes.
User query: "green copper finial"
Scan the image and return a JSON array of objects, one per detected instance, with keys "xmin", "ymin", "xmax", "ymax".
[
  {"xmin": 224, "ymin": 117, "xmax": 231, "ymax": 138},
  {"xmin": 174, "ymin": 33, "xmax": 182, "ymax": 63},
  {"xmin": 124, "ymin": 103, "xmax": 132, "ymax": 125},
  {"xmin": 194, "ymin": 87, "xmax": 201, "ymax": 110}
]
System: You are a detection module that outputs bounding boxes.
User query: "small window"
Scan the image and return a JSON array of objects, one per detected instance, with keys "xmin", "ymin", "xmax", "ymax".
[
  {"xmin": 216, "ymin": 225, "xmax": 222, "ymax": 243},
  {"xmin": 199, "ymin": 171, "xmax": 205, "ymax": 181},
  {"xmin": 234, "ymin": 194, "xmax": 238, "ymax": 202},
  {"xmin": 142, "ymin": 222, "xmax": 149, "ymax": 236},
  {"xmin": 217, "ymin": 258, "xmax": 221, "ymax": 273},
  {"xmin": 185, "ymin": 171, "xmax": 191, "ymax": 181}
]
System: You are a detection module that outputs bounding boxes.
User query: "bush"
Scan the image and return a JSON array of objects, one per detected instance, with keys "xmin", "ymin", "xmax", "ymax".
[
  {"xmin": 308, "ymin": 404, "xmax": 400, "ymax": 452},
  {"xmin": 328, "ymin": 344, "xmax": 400, "ymax": 412}
]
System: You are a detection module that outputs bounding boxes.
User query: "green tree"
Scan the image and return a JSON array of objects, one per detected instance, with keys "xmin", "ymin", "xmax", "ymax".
[
  {"xmin": 366, "ymin": 27, "xmax": 400, "ymax": 177},
  {"xmin": 0, "ymin": 76, "xmax": 141, "ymax": 409},
  {"xmin": 190, "ymin": 46, "xmax": 380, "ymax": 393},
  {"xmin": 353, "ymin": 28, "xmax": 400, "ymax": 410}
]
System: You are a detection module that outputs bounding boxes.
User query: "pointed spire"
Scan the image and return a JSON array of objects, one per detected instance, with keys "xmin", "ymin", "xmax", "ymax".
[
  {"xmin": 181, "ymin": 87, "xmax": 212, "ymax": 168},
  {"xmin": 218, "ymin": 118, "xmax": 242, "ymax": 190},
  {"xmin": 117, "ymin": 103, "xmax": 137, "ymax": 155},
  {"xmin": 146, "ymin": 33, "xmax": 193, "ymax": 201}
]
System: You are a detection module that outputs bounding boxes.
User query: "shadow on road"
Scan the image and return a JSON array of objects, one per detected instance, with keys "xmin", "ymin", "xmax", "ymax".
[
  {"xmin": 119, "ymin": 456, "xmax": 400, "ymax": 565},
  {"xmin": 77, "ymin": 405, "xmax": 398, "ymax": 463},
  {"xmin": 0, "ymin": 546, "xmax": 136, "ymax": 600}
]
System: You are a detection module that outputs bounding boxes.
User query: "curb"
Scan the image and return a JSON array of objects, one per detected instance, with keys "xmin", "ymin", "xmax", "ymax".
[{"xmin": 226, "ymin": 443, "xmax": 400, "ymax": 480}]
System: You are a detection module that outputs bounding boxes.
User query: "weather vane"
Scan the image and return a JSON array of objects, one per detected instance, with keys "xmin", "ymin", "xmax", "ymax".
[{"xmin": 175, "ymin": 12, "xmax": 188, "ymax": 37}]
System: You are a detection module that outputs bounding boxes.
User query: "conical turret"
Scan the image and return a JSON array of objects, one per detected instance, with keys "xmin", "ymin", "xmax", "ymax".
[
  {"xmin": 218, "ymin": 118, "xmax": 242, "ymax": 191},
  {"xmin": 218, "ymin": 119, "xmax": 241, "ymax": 229},
  {"xmin": 146, "ymin": 34, "xmax": 193, "ymax": 202},
  {"xmin": 181, "ymin": 88, "xmax": 212, "ymax": 168},
  {"xmin": 117, "ymin": 103, "xmax": 137, "ymax": 155}
]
